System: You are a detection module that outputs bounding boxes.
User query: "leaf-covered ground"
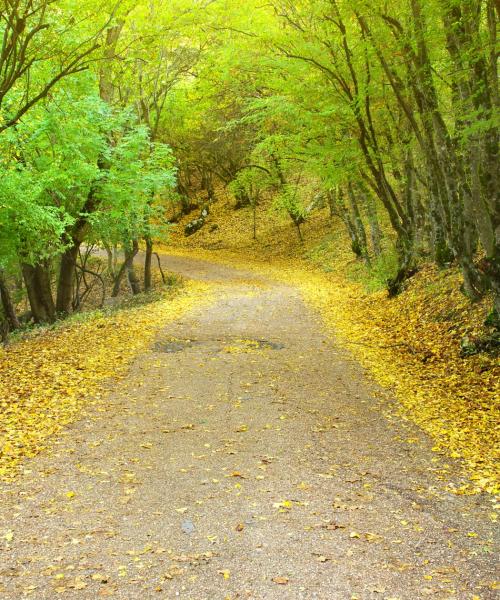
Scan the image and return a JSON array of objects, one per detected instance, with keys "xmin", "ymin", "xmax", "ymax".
[
  {"xmin": 0, "ymin": 280, "xmax": 213, "ymax": 481},
  {"xmin": 0, "ymin": 255, "xmax": 497, "ymax": 599},
  {"xmin": 294, "ymin": 264, "xmax": 499, "ymax": 496},
  {"xmin": 163, "ymin": 199, "xmax": 499, "ymax": 495}
]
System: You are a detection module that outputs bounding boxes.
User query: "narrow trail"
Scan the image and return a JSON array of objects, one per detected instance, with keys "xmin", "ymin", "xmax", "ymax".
[{"xmin": 0, "ymin": 256, "xmax": 497, "ymax": 599}]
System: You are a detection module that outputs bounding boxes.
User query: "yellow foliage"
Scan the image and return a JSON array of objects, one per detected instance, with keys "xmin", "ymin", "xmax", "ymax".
[{"xmin": 0, "ymin": 281, "xmax": 213, "ymax": 481}]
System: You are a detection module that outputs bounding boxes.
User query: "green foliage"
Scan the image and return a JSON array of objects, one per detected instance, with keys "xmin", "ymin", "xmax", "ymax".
[
  {"xmin": 0, "ymin": 0, "xmax": 498, "ymax": 321},
  {"xmin": 0, "ymin": 169, "xmax": 73, "ymax": 268},
  {"xmin": 348, "ymin": 250, "xmax": 401, "ymax": 294},
  {"xmin": 272, "ymin": 184, "xmax": 307, "ymax": 223}
]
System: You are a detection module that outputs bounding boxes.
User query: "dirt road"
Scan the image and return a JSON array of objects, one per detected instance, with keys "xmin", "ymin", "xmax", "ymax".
[{"xmin": 0, "ymin": 255, "xmax": 497, "ymax": 599}]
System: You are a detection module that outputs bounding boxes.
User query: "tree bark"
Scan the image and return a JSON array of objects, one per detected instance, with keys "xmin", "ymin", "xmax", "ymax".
[
  {"xmin": 55, "ymin": 242, "xmax": 80, "ymax": 316},
  {"xmin": 112, "ymin": 241, "xmax": 139, "ymax": 297},
  {"xmin": 21, "ymin": 262, "xmax": 56, "ymax": 323},
  {"xmin": 0, "ymin": 269, "xmax": 20, "ymax": 330},
  {"xmin": 127, "ymin": 240, "xmax": 141, "ymax": 295},
  {"xmin": 347, "ymin": 183, "xmax": 370, "ymax": 264},
  {"xmin": 144, "ymin": 237, "xmax": 153, "ymax": 292},
  {"xmin": 361, "ymin": 187, "xmax": 382, "ymax": 257}
]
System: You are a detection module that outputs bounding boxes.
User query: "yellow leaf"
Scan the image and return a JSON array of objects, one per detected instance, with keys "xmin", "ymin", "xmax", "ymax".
[{"xmin": 4, "ymin": 530, "xmax": 14, "ymax": 542}]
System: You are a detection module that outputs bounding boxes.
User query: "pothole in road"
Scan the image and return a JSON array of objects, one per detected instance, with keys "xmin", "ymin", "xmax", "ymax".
[
  {"xmin": 154, "ymin": 339, "xmax": 201, "ymax": 353},
  {"xmin": 154, "ymin": 337, "xmax": 285, "ymax": 353}
]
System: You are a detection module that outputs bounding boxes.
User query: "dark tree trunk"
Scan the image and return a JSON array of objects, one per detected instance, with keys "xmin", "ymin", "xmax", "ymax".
[
  {"xmin": 327, "ymin": 189, "xmax": 337, "ymax": 219},
  {"xmin": 21, "ymin": 262, "xmax": 56, "ymax": 323},
  {"xmin": 56, "ymin": 242, "xmax": 80, "ymax": 316},
  {"xmin": 154, "ymin": 253, "xmax": 167, "ymax": 285},
  {"xmin": 144, "ymin": 237, "xmax": 153, "ymax": 292},
  {"xmin": 0, "ymin": 269, "xmax": 20, "ymax": 330},
  {"xmin": 294, "ymin": 219, "xmax": 304, "ymax": 242},
  {"xmin": 347, "ymin": 183, "xmax": 370, "ymax": 264},
  {"xmin": 387, "ymin": 234, "xmax": 417, "ymax": 297},
  {"xmin": 364, "ymin": 191, "xmax": 383, "ymax": 257},
  {"xmin": 51, "ymin": 24, "xmax": 124, "ymax": 315},
  {"xmin": 128, "ymin": 240, "xmax": 141, "ymax": 295}
]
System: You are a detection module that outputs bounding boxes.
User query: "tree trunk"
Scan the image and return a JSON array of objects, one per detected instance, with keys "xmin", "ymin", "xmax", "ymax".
[
  {"xmin": 127, "ymin": 240, "xmax": 141, "ymax": 295},
  {"xmin": 335, "ymin": 187, "xmax": 364, "ymax": 260},
  {"xmin": 112, "ymin": 241, "xmax": 139, "ymax": 297},
  {"xmin": 21, "ymin": 262, "xmax": 56, "ymax": 324},
  {"xmin": 103, "ymin": 243, "xmax": 116, "ymax": 277},
  {"xmin": 56, "ymin": 242, "xmax": 80, "ymax": 316},
  {"xmin": 144, "ymin": 237, "xmax": 153, "ymax": 292},
  {"xmin": 0, "ymin": 269, "xmax": 20, "ymax": 330},
  {"xmin": 363, "ymin": 189, "xmax": 382, "ymax": 257},
  {"xmin": 252, "ymin": 198, "xmax": 257, "ymax": 240},
  {"xmin": 442, "ymin": 1, "xmax": 499, "ymax": 305},
  {"xmin": 347, "ymin": 183, "xmax": 370, "ymax": 264},
  {"xmin": 294, "ymin": 220, "xmax": 304, "ymax": 243}
]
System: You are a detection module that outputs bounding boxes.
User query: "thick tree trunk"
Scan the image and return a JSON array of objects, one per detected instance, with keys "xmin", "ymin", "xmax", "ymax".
[
  {"xmin": 0, "ymin": 269, "xmax": 20, "ymax": 330},
  {"xmin": 442, "ymin": 1, "xmax": 499, "ymax": 305},
  {"xmin": 21, "ymin": 262, "xmax": 56, "ymax": 324},
  {"xmin": 56, "ymin": 242, "xmax": 80, "ymax": 316}
]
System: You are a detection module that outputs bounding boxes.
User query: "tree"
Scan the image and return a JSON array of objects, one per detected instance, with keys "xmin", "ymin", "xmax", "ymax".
[{"xmin": 0, "ymin": 0, "xmax": 114, "ymax": 132}]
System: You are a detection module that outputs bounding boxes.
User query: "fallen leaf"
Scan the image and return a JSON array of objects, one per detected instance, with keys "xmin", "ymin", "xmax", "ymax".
[{"xmin": 4, "ymin": 530, "xmax": 14, "ymax": 542}]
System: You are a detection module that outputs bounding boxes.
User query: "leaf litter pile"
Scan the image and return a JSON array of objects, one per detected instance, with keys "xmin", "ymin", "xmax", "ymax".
[
  {"xmin": 163, "ymin": 244, "xmax": 499, "ymax": 496},
  {"xmin": 0, "ymin": 280, "xmax": 213, "ymax": 481}
]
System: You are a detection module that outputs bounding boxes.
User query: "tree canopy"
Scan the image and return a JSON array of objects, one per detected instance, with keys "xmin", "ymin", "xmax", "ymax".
[{"xmin": 0, "ymin": 0, "xmax": 498, "ymax": 328}]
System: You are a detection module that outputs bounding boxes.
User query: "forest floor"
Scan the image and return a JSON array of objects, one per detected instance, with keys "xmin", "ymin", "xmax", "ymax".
[{"xmin": 0, "ymin": 254, "xmax": 498, "ymax": 599}]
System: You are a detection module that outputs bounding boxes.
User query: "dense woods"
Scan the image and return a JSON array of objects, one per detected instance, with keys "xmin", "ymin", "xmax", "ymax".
[
  {"xmin": 0, "ymin": 5, "xmax": 498, "ymax": 595},
  {"xmin": 0, "ymin": 0, "xmax": 498, "ymax": 333}
]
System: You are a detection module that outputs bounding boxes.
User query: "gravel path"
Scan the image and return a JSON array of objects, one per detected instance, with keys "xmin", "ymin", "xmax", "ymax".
[{"xmin": 0, "ymin": 255, "xmax": 497, "ymax": 599}]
